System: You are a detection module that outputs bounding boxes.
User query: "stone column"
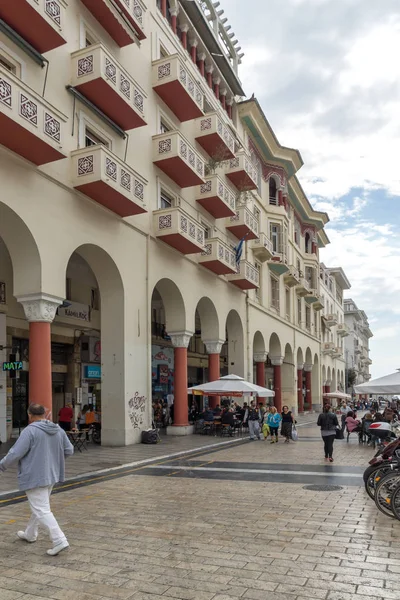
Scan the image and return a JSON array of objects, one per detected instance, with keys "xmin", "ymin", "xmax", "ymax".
[
  {"xmin": 167, "ymin": 332, "xmax": 193, "ymax": 436},
  {"xmin": 160, "ymin": 0, "xmax": 167, "ymax": 18},
  {"xmin": 190, "ymin": 38, "xmax": 198, "ymax": 64},
  {"xmin": 226, "ymin": 98, "xmax": 233, "ymax": 119},
  {"xmin": 297, "ymin": 363, "xmax": 304, "ymax": 413},
  {"xmin": 206, "ymin": 65, "xmax": 214, "ymax": 88},
  {"xmin": 18, "ymin": 293, "xmax": 63, "ymax": 421},
  {"xmin": 213, "ymin": 76, "xmax": 221, "ymax": 99},
  {"xmin": 180, "ymin": 24, "xmax": 189, "ymax": 50},
  {"xmin": 0, "ymin": 312, "xmax": 7, "ymax": 443},
  {"xmin": 304, "ymin": 363, "xmax": 313, "ymax": 410},
  {"xmin": 220, "ymin": 88, "xmax": 227, "ymax": 109},
  {"xmin": 271, "ymin": 356, "xmax": 283, "ymax": 413},
  {"xmin": 170, "ymin": 7, "xmax": 178, "ymax": 34},
  {"xmin": 205, "ymin": 340, "xmax": 223, "ymax": 409},
  {"xmin": 197, "ymin": 52, "xmax": 206, "ymax": 77},
  {"xmin": 254, "ymin": 352, "xmax": 267, "ymax": 406}
]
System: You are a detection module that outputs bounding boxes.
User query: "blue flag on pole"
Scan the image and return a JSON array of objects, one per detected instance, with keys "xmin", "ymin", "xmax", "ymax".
[{"xmin": 235, "ymin": 232, "xmax": 249, "ymax": 270}]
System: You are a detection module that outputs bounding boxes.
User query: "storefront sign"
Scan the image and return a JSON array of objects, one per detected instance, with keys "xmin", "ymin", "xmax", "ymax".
[
  {"xmin": 58, "ymin": 302, "xmax": 90, "ymax": 322},
  {"xmin": 84, "ymin": 365, "xmax": 101, "ymax": 379},
  {"xmin": 2, "ymin": 361, "xmax": 23, "ymax": 372}
]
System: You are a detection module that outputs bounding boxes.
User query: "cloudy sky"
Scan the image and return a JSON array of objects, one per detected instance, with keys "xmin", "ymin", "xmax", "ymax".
[{"xmin": 227, "ymin": 0, "xmax": 400, "ymax": 378}]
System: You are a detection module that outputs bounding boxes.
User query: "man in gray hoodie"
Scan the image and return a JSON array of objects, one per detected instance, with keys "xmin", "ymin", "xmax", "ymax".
[{"xmin": 0, "ymin": 403, "xmax": 74, "ymax": 556}]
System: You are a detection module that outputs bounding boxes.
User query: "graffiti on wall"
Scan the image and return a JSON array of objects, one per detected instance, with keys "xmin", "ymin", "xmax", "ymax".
[{"xmin": 128, "ymin": 391, "xmax": 147, "ymax": 428}]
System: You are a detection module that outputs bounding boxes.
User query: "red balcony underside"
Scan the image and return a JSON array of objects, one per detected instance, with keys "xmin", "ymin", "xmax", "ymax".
[
  {"xmin": 76, "ymin": 80, "xmax": 145, "ymax": 131},
  {"xmin": 80, "ymin": 0, "xmax": 136, "ymax": 46},
  {"xmin": 226, "ymin": 224, "xmax": 258, "ymax": 241},
  {"xmin": 226, "ymin": 171, "xmax": 257, "ymax": 191},
  {"xmin": 154, "ymin": 157, "xmax": 203, "ymax": 188},
  {"xmin": 196, "ymin": 133, "xmax": 235, "ymax": 160},
  {"xmin": 201, "ymin": 260, "xmax": 236, "ymax": 276},
  {"xmin": 158, "ymin": 234, "xmax": 202, "ymax": 255},
  {"xmin": 0, "ymin": 113, "xmax": 65, "ymax": 165},
  {"xmin": 230, "ymin": 279, "xmax": 258, "ymax": 291},
  {"xmin": 0, "ymin": 0, "xmax": 66, "ymax": 54},
  {"xmin": 113, "ymin": 0, "xmax": 146, "ymax": 40},
  {"xmin": 197, "ymin": 196, "xmax": 235, "ymax": 219},
  {"xmin": 154, "ymin": 80, "xmax": 203, "ymax": 122},
  {"xmin": 75, "ymin": 181, "xmax": 146, "ymax": 218}
]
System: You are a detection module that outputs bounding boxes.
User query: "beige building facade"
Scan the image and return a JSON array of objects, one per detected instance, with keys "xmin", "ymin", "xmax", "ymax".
[
  {"xmin": 0, "ymin": 0, "xmax": 343, "ymax": 445},
  {"xmin": 344, "ymin": 299, "xmax": 373, "ymax": 390}
]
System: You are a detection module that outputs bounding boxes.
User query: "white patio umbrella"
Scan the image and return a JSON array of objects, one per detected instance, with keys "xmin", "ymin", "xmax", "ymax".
[
  {"xmin": 324, "ymin": 391, "xmax": 352, "ymax": 400},
  {"xmin": 354, "ymin": 370, "xmax": 400, "ymax": 395},
  {"xmin": 188, "ymin": 374, "xmax": 275, "ymax": 397}
]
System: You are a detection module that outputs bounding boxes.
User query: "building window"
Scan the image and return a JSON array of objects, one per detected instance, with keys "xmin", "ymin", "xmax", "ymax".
[
  {"xmin": 85, "ymin": 128, "xmax": 108, "ymax": 148},
  {"xmin": 269, "ymin": 178, "xmax": 278, "ymax": 205},
  {"xmin": 201, "ymin": 221, "xmax": 211, "ymax": 239},
  {"xmin": 305, "ymin": 266, "xmax": 315, "ymax": 289},
  {"xmin": 297, "ymin": 298, "xmax": 302, "ymax": 327},
  {"xmin": 160, "ymin": 189, "xmax": 173, "ymax": 209},
  {"xmin": 253, "ymin": 205, "xmax": 261, "ymax": 223},
  {"xmin": 270, "ymin": 222, "xmax": 281, "ymax": 253},
  {"xmin": 0, "ymin": 50, "xmax": 21, "ymax": 77},
  {"xmin": 306, "ymin": 306, "xmax": 311, "ymax": 331},
  {"xmin": 91, "ymin": 288, "xmax": 99, "ymax": 310},
  {"xmin": 305, "ymin": 232, "xmax": 312, "ymax": 253},
  {"xmin": 85, "ymin": 30, "xmax": 98, "ymax": 47},
  {"xmin": 160, "ymin": 44, "xmax": 169, "ymax": 58},
  {"xmin": 270, "ymin": 276, "xmax": 280, "ymax": 311},
  {"xmin": 160, "ymin": 118, "xmax": 171, "ymax": 134},
  {"xmin": 285, "ymin": 287, "xmax": 290, "ymax": 321},
  {"xmin": 66, "ymin": 278, "xmax": 72, "ymax": 301},
  {"xmin": 255, "ymin": 262, "xmax": 261, "ymax": 302}
]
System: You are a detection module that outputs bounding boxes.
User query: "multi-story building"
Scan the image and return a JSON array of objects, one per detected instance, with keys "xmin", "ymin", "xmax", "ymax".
[
  {"xmin": 319, "ymin": 265, "xmax": 351, "ymax": 397},
  {"xmin": 0, "ymin": 0, "xmax": 332, "ymax": 445},
  {"xmin": 344, "ymin": 299, "xmax": 373, "ymax": 390}
]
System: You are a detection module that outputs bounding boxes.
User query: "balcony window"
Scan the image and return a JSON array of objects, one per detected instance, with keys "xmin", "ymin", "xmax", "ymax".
[
  {"xmin": 305, "ymin": 232, "xmax": 312, "ymax": 253},
  {"xmin": 270, "ymin": 223, "xmax": 281, "ymax": 253},
  {"xmin": 306, "ymin": 307, "xmax": 311, "ymax": 331},
  {"xmin": 255, "ymin": 262, "xmax": 261, "ymax": 302},
  {"xmin": 269, "ymin": 178, "xmax": 278, "ymax": 205},
  {"xmin": 253, "ymin": 205, "xmax": 261, "ymax": 223},
  {"xmin": 85, "ymin": 128, "xmax": 108, "ymax": 148},
  {"xmin": 270, "ymin": 276, "xmax": 280, "ymax": 311},
  {"xmin": 159, "ymin": 118, "xmax": 171, "ymax": 134},
  {"xmin": 160, "ymin": 190, "xmax": 173, "ymax": 209},
  {"xmin": 298, "ymin": 298, "xmax": 302, "ymax": 327},
  {"xmin": 285, "ymin": 287, "xmax": 290, "ymax": 320}
]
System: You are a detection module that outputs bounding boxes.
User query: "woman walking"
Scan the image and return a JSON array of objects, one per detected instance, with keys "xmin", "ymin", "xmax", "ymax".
[
  {"xmin": 267, "ymin": 407, "xmax": 281, "ymax": 443},
  {"xmin": 317, "ymin": 404, "xmax": 339, "ymax": 462},
  {"xmin": 281, "ymin": 406, "xmax": 294, "ymax": 443}
]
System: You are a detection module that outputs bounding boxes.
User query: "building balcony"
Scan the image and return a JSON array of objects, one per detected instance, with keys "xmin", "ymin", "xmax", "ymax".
[
  {"xmin": 152, "ymin": 54, "xmax": 203, "ymax": 122},
  {"xmin": 225, "ymin": 152, "xmax": 258, "ymax": 191},
  {"xmin": 196, "ymin": 174, "xmax": 236, "ymax": 218},
  {"xmin": 355, "ymin": 347, "xmax": 362, "ymax": 355},
  {"xmin": 153, "ymin": 131, "xmax": 205, "ymax": 188},
  {"xmin": 332, "ymin": 347, "xmax": 343, "ymax": 358},
  {"xmin": 305, "ymin": 290, "xmax": 323, "ymax": 310},
  {"xmin": 0, "ymin": 0, "xmax": 67, "ymax": 54},
  {"xmin": 337, "ymin": 323, "xmax": 349, "ymax": 337},
  {"xmin": 0, "ymin": 66, "xmax": 66, "ymax": 165},
  {"xmin": 225, "ymin": 206, "xmax": 259, "ymax": 240},
  {"xmin": 323, "ymin": 313, "xmax": 338, "ymax": 327},
  {"xmin": 296, "ymin": 277, "xmax": 311, "ymax": 297},
  {"xmin": 71, "ymin": 44, "xmax": 146, "ymax": 131},
  {"xmin": 227, "ymin": 260, "xmax": 259, "ymax": 290},
  {"xmin": 322, "ymin": 342, "xmax": 335, "ymax": 355},
  {"xmin": 153, "ymin": 207, "xmax": 205, "ymax": 254},
  {"xmin": 80, "ymin": 0, "xmax": 146, "ymax": 46},
  {"xmin": 250, "ymin": 233, "xmax": 273, "ymax": 262},
  {"xmin": 283, "ymin": 266, "xmax": 300, "ymax": 288},
  {"xmin": 194, "ymin": 112, "xmax": 235, "ymax": 160},
  {"xmin": 71, "ymin": 145, "xmax": 146, "ymax": 217},
  {"xmin": 268, "ymin": 253, "xmax": 289, "ymax": 276},
  {"xmin": 199, "ymin": 238, "xmax": 236, "ymax": 275}
]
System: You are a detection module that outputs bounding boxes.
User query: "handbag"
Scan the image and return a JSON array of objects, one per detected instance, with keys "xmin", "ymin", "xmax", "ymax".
[
  {"xmin": 291, "ymin": 425, "xmax": 298, "ymax": 441},
  {"xmin": 335, "ymin": 427, "xmax": 344, "ymax": 440}
]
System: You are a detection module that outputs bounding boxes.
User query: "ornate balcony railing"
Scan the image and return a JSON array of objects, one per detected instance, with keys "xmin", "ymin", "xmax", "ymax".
[
  {"xmin": 196, "ymin": 173, "xmax": 236, "ymax": 218},
  {"xmin": 250, "ymin": 233, "xmax": 274, "ymax": 262},
  {"xmin": 226, "ymin": 206, "xmax": 259, "ymax": 240},
  {"xmin": 225, "ymin": 151, "xmax": 258, "ymax": 191},
  {"xmin": 195, "ymin": 112, "xmax": 235, "ymax": 160},
  {"xmin": 80, "ymin": 0, "xmax": 146, "ymax": 45},
  {"xmin": 199, "ymin": 237, "xmax": 236, "ymax": 275},
  {"xmin": 227, "ymin": 260, "xmax": 260, "ymax": 290},
  {"xmin": 153, "ymin": 207, "xmax": 205, "ymax": 254},
  {"xmin": 153, "ymin": 131, "xmax": 205, "ymax": 188}
]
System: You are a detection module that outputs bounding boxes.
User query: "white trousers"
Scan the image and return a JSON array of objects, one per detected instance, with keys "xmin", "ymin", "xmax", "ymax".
[
  {"xmin": 248, "ymin": 420, "xmax": 260, "ymax": 439},
  {"xmin": 24, "ymin": 485, "xmax": 67, "ymax": 547}
]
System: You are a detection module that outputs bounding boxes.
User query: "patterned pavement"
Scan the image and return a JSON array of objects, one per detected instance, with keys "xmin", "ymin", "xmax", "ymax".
[{"xmin": 0, "ymin": 417, "xmax": 399, "ymax": 599}]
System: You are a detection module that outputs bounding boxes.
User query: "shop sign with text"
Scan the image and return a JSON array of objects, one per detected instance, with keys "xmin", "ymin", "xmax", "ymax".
[{"xmin": 58, "ymin": 302, "xmax": 90, "ymax": 322}]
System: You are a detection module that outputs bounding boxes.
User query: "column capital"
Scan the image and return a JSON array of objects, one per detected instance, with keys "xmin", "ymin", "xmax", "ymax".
[
  {"xmin": 220, "ymin": 88, "xmax": 227, "ymax": 97},
  {"xmin": 198, "ymin": 52, "xmax": 207, "ymax": 61},
  {"xmin": 297, "ymin": 363, "xmax": 304, "ymax": 371},
  {"xmin": 169, "ymin": 331, "xmax": 193, "ymax": 349},
  {"xmin": 204, "ymin": 340, "xmax": 224, "ymax": 355},
  {"xmin": 213, "ymin": 75, "xmax": 221, "ymax": 85},
  {"xmin": 205, "ymin": 64, "xmax": 214, "ymax": 74},
  {"xmin": 169, "ymin": 7, "xmax": 179, "ymax": 16},
  {"xmin": 254, "ymin": 352, "xmax": 267, "ymax": 363},
  {"xmin": 189, "ymin": 37, "xmax": 199, "ymax": 48},
  {"xmin": 180, "ymin": 23, "xmax": 190, "ymax": 33},
  {"xmin": 226, "ymin": 97, "xmax": 234, "ymax": 106},
  {"xmin": 17, "ymin": 293, "xmax": 63, "ymax": 323},
  {"xmin": 270, "ymin": 356, "xmax": 284, "ymax": 366},
  {"xmin": 324, "ymin": 379, "xmax": 331, "ymax": 386},
  {"xmin": 304, "ymin": 363, "xmax": 313, "ymax": 372}
]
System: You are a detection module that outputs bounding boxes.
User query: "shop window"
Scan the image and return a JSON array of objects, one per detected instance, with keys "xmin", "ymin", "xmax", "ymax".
[
  {"xmin": 91, "ymin": 287, "xmax": 99, "ymax": 310},
  {"xmin": 270, "ymin": 276, "xmax": 279, "ymax": 311}
]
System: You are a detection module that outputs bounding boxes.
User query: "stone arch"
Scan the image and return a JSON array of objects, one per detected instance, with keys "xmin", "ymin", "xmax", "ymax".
[
  {"xmin": 196, "ymin": 296, "xmax": 220, "ymax": 343},
  {"xmin": 253, "ymin": 331, "xmax": 266, "ymax": 356},
  {"xmin": 226, "ymin": 309, "xmax": 244, "ymax": 377},
  {"xmin": 152, "ymin": 278, "xmax": 187, "ymax": 334},
  {"xmin": 65, "ymin": 244, "xmax": 126, "ymax": 445},
  {"xmin": 322, "ymin": 365, "xmax": 326, "ymax": 387},
  {"xmin": 332, "ymin": 368, "xmax": 337, "ymax": 392},
  {"xmin": 296, "ymin": 347, "xmax": 304, "ymax": 368},
  {"xmin": 305, "ymin": 346, "xmax": 313, "ymax": 367},
  {"xmin": 282, "ymin": 343, "xmax": 295, "ymax": 411},
  {"xmin": 327, "ymin": 366, "xmax": 331, "ymax": 385},
  {"xmin": 0, "ymin": 202, "xmax": 42, "ymax": 297},
  {"xmin": 268, "ymin": 332, "xmax": 282, "ymax": 358}
]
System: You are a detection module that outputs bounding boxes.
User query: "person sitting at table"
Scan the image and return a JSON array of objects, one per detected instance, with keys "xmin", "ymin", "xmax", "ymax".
[
  {"xmin": 203, "ymin": 408, "xmax": 215, "ymax": 422},
  {"xmin": 221, "ymin": 407, "xmax": 235, "ymax": 427},
  {"xmin": 58, "ymin": 403, "xmax": 73, "ymax": 432},
  {"xmin": 213, "ymin": 405, "xmax": 221, "ymax": 416}
]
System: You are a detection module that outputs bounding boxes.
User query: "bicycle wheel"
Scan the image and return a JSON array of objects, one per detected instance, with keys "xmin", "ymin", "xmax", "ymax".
[
  {"xmin": 365, "ymin": 463, "xmax": 393, "ymax": 500},
  {"xmin": 391, "ymin": 482, "xmax": 400, "ymax": 520},
  {"xmin": 374, "ymin": 472, "xmax": 400, "ymax": 518}
]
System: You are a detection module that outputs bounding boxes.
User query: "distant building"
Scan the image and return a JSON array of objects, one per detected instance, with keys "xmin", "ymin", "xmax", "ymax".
[{"xmin": 344, "ymin": 299, "xmax": 373, "ymax": 390}]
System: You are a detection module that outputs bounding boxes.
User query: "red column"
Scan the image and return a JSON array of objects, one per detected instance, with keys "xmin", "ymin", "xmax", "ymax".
[
  {"xmin": 161, "ymin": 0, "xmax": 167, "ymax": 18},
  {"xmin": 170, "ymin": 12, "xmax": 177, "ymax": 34},
  {"xmin": 191, "ymin": 44, "xmax": 197, "ymax": 64},
  {"xmin": 256, "ymin": 362, "xmax": 265, "ymax": 388},
  {"xmin": 297, "ymin": 368, "xmax": 304, "ymax": 412},
  {"xmin": 305, "ymin": 367, "xmax": 312, "ymax": 410},
  {"xmin": 173, "ymin": 347, "xmax": 189, "ymax": 427},
  {"xmin": 272, "ymin": 360, "xmax": 282, "ymax": 413},
  {"xmin": 29, "ymin": 322, "xmax": 52, "ymax": 418},
  {"xmin": 181, "ymin": 26, "xmax": 189, "ymax": 50},
  {"xmin": 220, "ymin": 93, "xmax": 227, "ymax": 110},
  {"xmin": 213, "ymin": 77, "xmax": 220, "ymax": 99},
  {"xmin": 208, "ymin": 353, "xmax": 220, "ymax": 409},
  {"xmin": 206, "ymin": 67, "xmax": 214, "ymax": 88},
  {"xmin": 197, "ymin": 53, "xmax": 206, "ymax": 77},
  {"xmin": 278, "ymin": 190, "xmax": 283, "ymax": 206},
  {"xmin": 326, "ymin": 383, "xmax": 331, "ymax": 394},
  {"xmin": 226, "ymin": 101, "xmax": 233, "ymax": 119}
]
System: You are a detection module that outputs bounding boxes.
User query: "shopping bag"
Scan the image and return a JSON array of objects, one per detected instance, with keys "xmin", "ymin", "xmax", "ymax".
[
  {"xmin": 262, "ymin": 423, "xmax": 270, "ymax": 438},
  {"xmin": 335, "ymin": 427, "xmax": 344, "ymax": 440},
  {"xmin": 291, "ymin": 426, "xmax": 298, "ymax": 441}
]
